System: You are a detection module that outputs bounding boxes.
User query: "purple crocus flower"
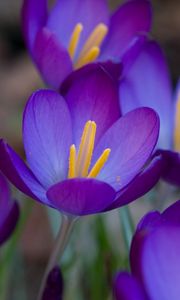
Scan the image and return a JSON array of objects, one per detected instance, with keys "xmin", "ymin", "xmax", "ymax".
[
  {"xmin": 22, "ymin": 0, "xmax": 152, "ymax": 89},
  {"xmin": 114, "ymin": 200, "xmax": 180, "ymax": 300},
  {"xmin": 0, "ymin": 172, "xmax": 19, "ymax": 246},
  {"xmin": 0, "ymin": 66, "xmax": 160, "ymax": 216},
  {"xmin": 119, "ymin": 40, "xmax": 180, "ymax": 186}
]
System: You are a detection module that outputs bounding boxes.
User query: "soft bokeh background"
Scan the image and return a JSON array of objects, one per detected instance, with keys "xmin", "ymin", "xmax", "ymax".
[{"xmin": 0, "ymin": 0, "xmax": 179, "ymax": 299}]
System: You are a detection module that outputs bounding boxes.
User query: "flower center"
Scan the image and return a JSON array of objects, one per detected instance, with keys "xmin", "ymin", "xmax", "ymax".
[
  {"xmin": 68, "ymin": 120, "xmax": 111, "ymax": 179},
  {"xmin": 68, "ymin": 23, "xmax": 108, "ymax": 69},
  {"xmin": 174, "ymin": 95, "xmax": 180, "ymax": 151}
]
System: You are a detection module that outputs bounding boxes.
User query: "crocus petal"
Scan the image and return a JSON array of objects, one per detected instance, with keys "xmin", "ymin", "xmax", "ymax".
[
  {"xmin": 47, "ymin": 0, "xmax": 109, "ymax": 50},
  {"xmin": 114, "ymin": 272, "xmax": 146, "ymax": 300},
  {"xmin": 62, "ymin": 64, "xmax": 121, "ymax": 147},
  {"xmin": 22, "ymin": 0, "xmax": 48, "ymax": 52},
  {"xmin": 133, "ymin": 225, "xmax": 180, "ymax": 300},
  {"xmin": 162, "ymin": 199, "xmax": 180, "ymax": 226},
  {"xmin": 23, "ymin": 90, "xmax": 72, "ymax": 189},
  {"xmin": 0, "ymin": 171, "xmax": 11, "ymax": 211},
  {"xmin": 0, "ymin": 201, "xmax": 19, "ymax": 246},
  {"xmin": 47, "ymin": 178, "xmax": 115, "ymax": 216},
  {"xmin": 61, "ymin": 61, "xmax": 122, "ymax": 93},
  {"xmin": 0, "ymin": 140, "xmax": 47, "ymax": 204},
  {"xmin": 121, "ymin": 34, "xmax": 148, "ymax": 76},
  {"xmin": 33, "ymin": 28, "xmax": 73, "ymax": 89},
  {"xmin": 42, "ymin": 266, "xmax": 63, "ymax": 300},
  {"xmin": 93, "ymin": 108, "xmax": 159, "ymax": 190},
  {"xmin": 158, "ymin": 150, "xmax": 180, "ymax": 186},
  {"xmin": 100, "ymin": 0, "xmax": 152, "ymax": 59},
  {"xmin": 106, "ymin": 154, "xmax": 164, "ymax": 210},
  {"xmin": 120, "ymin": 41, "xmax": 173, "ymax": 149}
]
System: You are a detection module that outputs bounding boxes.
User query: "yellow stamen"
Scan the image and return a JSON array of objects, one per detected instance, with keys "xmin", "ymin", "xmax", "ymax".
[
  {"xmin": 67, "ymin": 120, "xmax": 111, "ymax": 179},
  {"xmin": 68, "ymin": 22, "xmax": 108, "ymax": 68},
  {"xmin": 79, "ymin": 23, "xmax": 108, "ymax": 59},
  {"xmin": 76, "ymin": 121, "xmax": 96, "ymax": 177},
  {"xmin": 68, "ymin": 144, "xmax": 76, "ymax": 178},
  {"xmin": 88, "ymin": 148, "xmax": 111, "ymax": 178},
  {"xmin": 68, "ymin": 23, "xmax": 83, "ymax": 59},
  {"xmin": 75, "ymin": 46, "xmax": 100, "ymax": 69},
  {"xmin": 76, "ymin": 121, "xmax": 91, "ymax": 173},
  {"xmin": 174, "ymin": 95, "xmax": 180, "ymax": 151}
]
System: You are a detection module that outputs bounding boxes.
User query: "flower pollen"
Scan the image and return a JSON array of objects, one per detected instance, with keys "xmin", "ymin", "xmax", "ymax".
[
  {"xmin": 68, "ymin": 23, "xmax": 108, "ymax": 69},
  {"xmin": 68, "ymin": 120, "xmax": 111, "ymax": 179}
]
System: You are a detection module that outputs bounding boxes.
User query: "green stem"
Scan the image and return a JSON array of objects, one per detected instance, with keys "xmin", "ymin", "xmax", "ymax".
[
  {"xmin": 37, "ymin": 214, "xmax": 76, "ymax": 300},
  {"xmin": 119, "ymin": 205, "xmax": 134, "ymax": 251}
]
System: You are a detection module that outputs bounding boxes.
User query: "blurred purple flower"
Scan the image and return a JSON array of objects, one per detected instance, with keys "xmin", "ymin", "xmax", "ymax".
[
  {"xmin": 119, "ymin": 39, "xmax": 180, "ymax": 186},
  {"xmin": 114, "ymin": 200, "xmax": 180, "ymax": 300},
  {"xmin": 0, "ymin": 172, "xmax": 19, "ymax": 246},
  {"xmin": 42, "ymin": 266, "xmax": 63, "ymax": 300},
  {"xmin": 22, "ymin": 0, "xmax": 152, "ymax": 88},
  {"xmin": 0, "ymin": 66, "xmax": 160, "ymax": 216}
]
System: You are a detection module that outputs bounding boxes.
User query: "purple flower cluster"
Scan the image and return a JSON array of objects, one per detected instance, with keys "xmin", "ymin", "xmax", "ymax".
[{"xmin": 0, "ymin": 0, "xmax": 180, "ymax": 298}]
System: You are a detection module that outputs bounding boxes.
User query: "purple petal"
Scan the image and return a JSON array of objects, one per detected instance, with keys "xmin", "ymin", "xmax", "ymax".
[
  {"xmin": 42, "ymin": 266, "xmax": 63, "ymax": 300},
  {"xmin": 0, "ymin": 201, "xmax": 19, "ymax": 246},
  {"xmin": 0, "ymin": 140, "xmax": 48, "ymax": 204},
  {"xmin": 61, "ymin": 61, "xmax": 122, "ymax": 93},
  {"xmin": 100, "ymin": 0, "xmax": 152, "ymax": 59},
  {"xmin": 113, "ymin": 272, "xmax": 146, "ymax": 300},
  {"xmin": 22, "ymin": 0, "xmax": 48, "ymax": 52},
  {"xmin": 106, "ymin": 154, "xmax": 164, "ymax": 210},
  {"xmin": 47, "ymin": 178, "xmax": 115, "ymax": 216},
  {"xmin": 0, "ymin": 171, "xmax": 11, "ymax": 211},
  {"xmin": 133, "ymin": 225, "xmax": 180, "ymax": 300},
  {"xmin": 63, "ymin": 64, "xmax": 121, "ymax": 147},
  {"xmin": 130, "ymin": 211, "xmax": 161, "ymax": 282},
  {"xmin": 162, "ymin": 199, "xmax": 180, "ymax": 226},
  {"xmin": 159, "ymin": 150, "xmax": 180, "ymax": 186},
  {"xmin": 136, "ymin": 211, "xmax": 162, "ymax": 233},
  {"xmin": 23, "ymin": 90, "xmax": 72, "ymax": 189},
  {"xmin": 92, "ymin": 108, "xmax": 159, "ymax": 190},
  {"xmin": 33, "ymin": 28, "xmax": 72, "ymax": 89},
  {"xmin": 47, "ymin": 0, "xmax": 109, "ymax": 50},
  {"xmin": 120, "ymin": 41, "xmax": 173, "ymax": 149},
  {"xmin": 121, "ymin": 34, "xmax": 148, "ymax": 76}
]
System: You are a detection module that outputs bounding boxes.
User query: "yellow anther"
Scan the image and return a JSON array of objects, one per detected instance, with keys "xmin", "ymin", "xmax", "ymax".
[
  {"xmin": 68, "ymin": 22, "xmax": 108, "ymax": 68},
  {"xmin": 79, "ymin": 23, "xmax": 108, "ymax": 59},
  {"xmin": 68, "ymin": 23, "xmax": 83, "ymax": 59},
  {"xmin": 174, "ymin": 95, "xmax": 180, "ymax": 151},
  {"xmin": 76, "ymin": 121, "xmax": 96, "ymax": 177},
  {"xmin": 67, "ymin": 120, "xmax": 110, "ymax": 179},
  {"xmin": 75, "ymin": 46, "xmax": 100, "ymax": 69},
  {"xmin": 88, "ymin": 148, "xmax": 111, "ymax": 178},
  {"xmin": 68, "ymin": 144, "xmax": 76, "ymax": 178}
]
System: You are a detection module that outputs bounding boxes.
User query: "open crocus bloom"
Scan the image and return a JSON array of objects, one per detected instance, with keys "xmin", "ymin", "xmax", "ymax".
[
  {"xmin": 0, "ymin": 66, "xmax": 160, "ymax": 216},
  {"xmin": 0, "ymin": 172, "xmax": 19, "ymax": 246},
  {"xmin": 22, "ymin": 0, "xmax": 152, "ymax": 88},
  {"xmin": 114, "ymin": 200, "xmax": 180, "ymax": 300},
  {"xmin": 119, "ymin": 40, "xmax": 180, "ymax": 186}
]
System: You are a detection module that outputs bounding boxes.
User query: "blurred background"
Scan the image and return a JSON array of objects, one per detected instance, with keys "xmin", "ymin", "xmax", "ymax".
[{"xmin": 0, "ymin": 0, "xmax": 179, "ymax": 299}]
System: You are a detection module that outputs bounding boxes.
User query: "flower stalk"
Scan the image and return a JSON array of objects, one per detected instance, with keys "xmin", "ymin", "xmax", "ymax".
[
  {"xmin": 37, "ymin": 214, "xmax": 76, "ymax": 300},
  {"xmin": 119, "ymin": 206, "xmax": 134, "ymax": 251}
]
